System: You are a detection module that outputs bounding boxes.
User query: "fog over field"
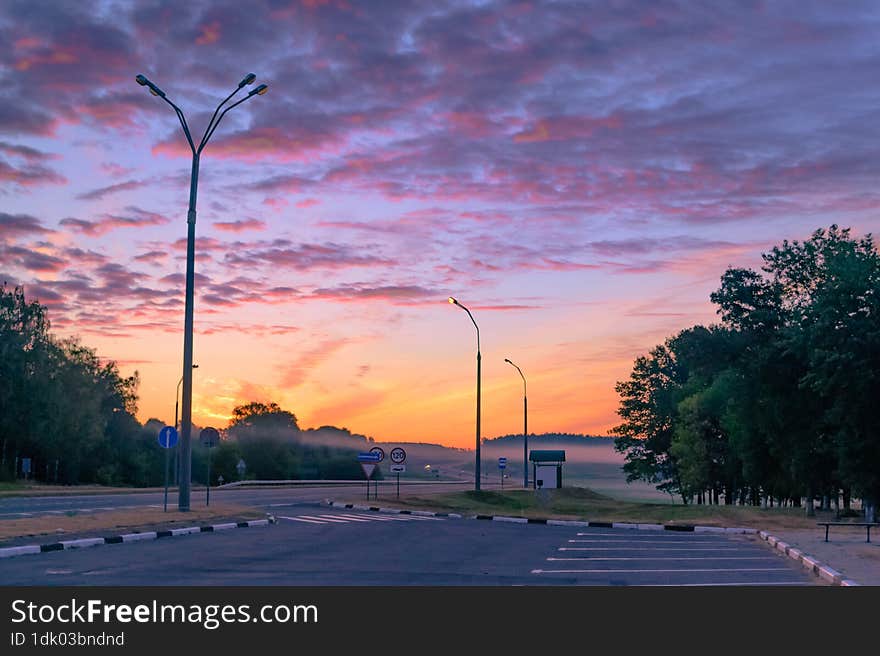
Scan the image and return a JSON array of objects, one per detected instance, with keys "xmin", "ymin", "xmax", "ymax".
[{"xmin": 370, "ymin": 435, "xmax": 672, "ymax": 502}]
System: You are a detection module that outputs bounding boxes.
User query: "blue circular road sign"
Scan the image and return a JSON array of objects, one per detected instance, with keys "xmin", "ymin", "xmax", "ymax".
[{"xmin": 158, "ymin": 426, "xmax": 178, "ymax": 449}]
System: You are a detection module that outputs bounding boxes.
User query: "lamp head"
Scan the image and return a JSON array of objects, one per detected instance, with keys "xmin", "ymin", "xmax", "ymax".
[
  {"xmin": 192, "ymin": 364, "xmax": 199, "ymax": 369},
  {"xmin": 504, "ymin": 358, "xmax": 512, "ymax": 364},
  {"xmin": 135, "ymin": 74, "xmax": 165, "ymax": 98},
  {"xmin": 239, "ymin": 72, "xmax": 257, "ymax": 88},
  {"xmin": 249, "ymin": 83, "xmax": 269, "ymax": 97},
  {"xmin": 448, "ymin": 297, "xmax": 458, "ymax": 305}
]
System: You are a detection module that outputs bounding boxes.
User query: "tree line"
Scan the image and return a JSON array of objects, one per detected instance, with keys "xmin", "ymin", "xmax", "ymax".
[
  {"xmin": 0, "ymin": 285, "xmax": 373, "ymax": 486},
  {"xmin": 612, "ymin": 226, "xmax": 879, "ymax": 519}
]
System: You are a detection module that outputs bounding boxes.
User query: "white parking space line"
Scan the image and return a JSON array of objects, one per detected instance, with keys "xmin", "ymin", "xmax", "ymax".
[
  {"xmin": 532, "ymin": 567, "xmax": 791, "ymax": 574},
  {"xmin": 568, "ymin": 539, "xmax": 728, "ymax": 544},
  {"xmin": 547, "ymin": 556, "xmax": 779, "ymax": 561},
  {"xmin": 559, "ymin": 546, "xmax": 744, "ymax": 551},
  {"xmin": 573, "ymin": 532, "xmax": 728, "ymax": 539},
  {"xmin": 638, "ymin": 582, "xmax": 813, "ymax": 587}
]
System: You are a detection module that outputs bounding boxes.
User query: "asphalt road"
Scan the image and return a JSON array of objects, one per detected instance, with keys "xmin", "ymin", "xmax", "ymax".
[
  {"xmin": 0, "ymin": 507, "xmax": 817, "ymax": 586},
  {"xmin": 0, "ymin": 481, "xmax": 472, "ymax": 519}
]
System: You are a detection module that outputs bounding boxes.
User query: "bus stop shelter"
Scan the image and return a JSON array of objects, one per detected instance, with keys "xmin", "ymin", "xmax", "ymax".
[{"xmin": 529, "ymin": 450, "xmax": 566, "ymax": 489}]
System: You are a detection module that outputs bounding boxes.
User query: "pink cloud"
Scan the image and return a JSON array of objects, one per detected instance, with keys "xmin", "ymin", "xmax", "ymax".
[
  {"xmin": 212, "ymin": 218, "xmax": 267, "ymax": 233},
  {"xmin": 60, "ymin": 207, "xmax": 169, "ymax": 236}
]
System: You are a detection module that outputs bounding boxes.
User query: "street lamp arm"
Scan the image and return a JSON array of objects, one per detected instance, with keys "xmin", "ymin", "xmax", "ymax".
[
  {"xmin": 156, "ymin": 95, "xmax": 196, "ymax": 153},
  {"xmin": 463, "ymin": 307, "xmax": 480, "ymax": 353},
  {"xmin": 198, "ymin": 86, "xmax": 243, "ymax": 153},
  {"xmin": 505, "ymin": 359, "xmax": 527, "ymax": 396},
  {"xmin": 198, "ymin": 93, "xmax": 256, "ymax": 154}
]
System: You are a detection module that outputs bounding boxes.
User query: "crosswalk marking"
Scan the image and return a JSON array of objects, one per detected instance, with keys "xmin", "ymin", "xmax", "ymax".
[
  {"xmin": 279, "ymin": 516, "xmax": 326, "ymax": 524},
  {"xmin": 297, "ymin": 515, "xmax": 351, "ymax": 523},
  {"xmin": 278, "ymin": 512, "xmax": 446, "ymax": 526}
]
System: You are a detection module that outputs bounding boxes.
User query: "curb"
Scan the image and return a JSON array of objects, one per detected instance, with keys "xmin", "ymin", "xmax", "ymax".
[
  {"xmin": 0, "ymin": 518, "xmax": 275, "ymax": 560},
  {"xmin": 757, "ymin": 530, "xmax": 861, "ymax": 586},
  {"xmin": 325, "ymin": 500, "xmax": 756, "ymax": 534},
  {"xmin": 327, "ymin": 501, "xmax": 463, "ymax": 519}
]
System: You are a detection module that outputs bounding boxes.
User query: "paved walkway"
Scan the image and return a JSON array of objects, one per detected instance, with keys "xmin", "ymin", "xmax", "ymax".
[{"xmin": 770, "ymin": 527, "xmax": 880, "ymax": 585}]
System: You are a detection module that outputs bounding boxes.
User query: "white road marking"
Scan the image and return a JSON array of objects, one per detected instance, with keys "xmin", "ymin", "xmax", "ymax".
[
  {"xmin": 574, "ymin": 532, "xmax": 719, "ymax": 538},
  {"xmin": 568, "ymin": 539, "xmax": 727, "ymax": 544},
  {"xmin": 532, "ymin": 567, "xmax": 790, "ymax": 574},
  {"xmin": 638, "ymin": 581, "xmax": 812, "ymax": 587},
  {"xmin": 297, "ymin": 515, "xmax": 350, "ymax": 523},
  {"xmin": 332, "ymin": 513, "xmax": 401, "ymax": 522},
  {"xmin": 320, "ymin": 514, "xmax": 372, "ymax": 522},
  {"xmin": 279, "ymin": 516, "xmax": 329, "ymax": 524},
  {"xmin": 546, "ymin": 556, "xmax": 778, "ymax": 561},
  {"xmin": 559, "ymin": 547, "xmax": 744, "ymax": 551}
]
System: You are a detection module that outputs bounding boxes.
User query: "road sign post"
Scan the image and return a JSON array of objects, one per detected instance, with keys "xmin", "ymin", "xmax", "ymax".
[
  {"xmin": 158, "ymin": 426, "xmax": 179, "ymax": 512},
  {"xmin": 358, "ymin": 452, "xmax": 381, "ymax": 500},
  {"xmin": 390, "ymin": 463, "xmax": 406, "ymax": 498},
  {"xmin": 498, "ymin": 457, "xmax": 507, "ymax": 489},
  {"xmin": 390, "ymin": 448, "xmax": 407, "ymax": 498},
  {"xmin": 200, "ymin": 427, "xmax": 220, "ymax": 507}
]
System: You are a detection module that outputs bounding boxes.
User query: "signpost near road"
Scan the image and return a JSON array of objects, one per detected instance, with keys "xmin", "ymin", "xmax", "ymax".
[
  {"xmin": 200, "ymin": 427, "xmax": 220, "ymax": 507},
  {"xmin": 158, "ymin": 426, "xmax": 179, "ymax": 512},
  {"xmin": 389, "ymin": 448, "xmax": 407, "ymax": 497},
  {"xmin": 358, "ymin": 452, "xmax": 382, "ymax": 500},
  {"xmin": 498, "ymin": 457, "xmax": 507, "ymax": 489}
]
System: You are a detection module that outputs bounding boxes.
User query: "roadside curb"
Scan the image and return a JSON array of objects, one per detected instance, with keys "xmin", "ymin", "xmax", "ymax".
[
  {"xmin": 325, "ymin": 500, "xmax": 756, "ymax": 533},
  {"xmin": 757, "ymin": 530, "xmax": 861, "ymax": 586},
  {"xmin": 0, "ymin": 517, "xmax": 275, "ymax": 560}
]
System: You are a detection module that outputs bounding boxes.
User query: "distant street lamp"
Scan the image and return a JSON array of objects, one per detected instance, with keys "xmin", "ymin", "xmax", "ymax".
[
  {"xmin": 136, "ymin": 73, "xmax": 268, "ymax": 511},
  {"xmin": 448, "ymin": 297, "xmax": 482, "ymax": 491},
  {"xmin": 504, "ymin": 358, "xmax": 528, "ymax": 488},
  {"xmin": 173, "ymin": 364, "xmax": 198, "ymax": 486}
]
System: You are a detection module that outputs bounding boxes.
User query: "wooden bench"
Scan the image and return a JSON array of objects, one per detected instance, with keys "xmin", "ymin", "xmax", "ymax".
[{"xmin": 817, "ymin": 522, "xmax": 880, "ymax": 543}]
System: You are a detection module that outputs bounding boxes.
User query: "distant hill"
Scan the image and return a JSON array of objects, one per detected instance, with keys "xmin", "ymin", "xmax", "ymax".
[{"xmin": 483, "ymin": 432, "xmax": 613, "ymax": 446}]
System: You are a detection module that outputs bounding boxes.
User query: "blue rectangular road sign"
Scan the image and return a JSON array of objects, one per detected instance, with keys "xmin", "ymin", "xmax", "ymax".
[
  {"xmin": 498, "ymin": 457, "xmax": 507, "ymax": 469},
  {"xmin": 357, "ymin": 452, "xmax": 382, "ymax": 462}
]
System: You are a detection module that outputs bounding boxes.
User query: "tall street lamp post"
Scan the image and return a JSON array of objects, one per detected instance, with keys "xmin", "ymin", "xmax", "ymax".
[
  {"xmin": 449, "ymin": 297, "xmax": 481, "ymax": 491},
  {"xmin": 504, "ymin": 358, "xmax": 528, "ymax": 488},
  {"xmin": 136, "ymin": 73, "xmax": 268, "ymax": 511}
]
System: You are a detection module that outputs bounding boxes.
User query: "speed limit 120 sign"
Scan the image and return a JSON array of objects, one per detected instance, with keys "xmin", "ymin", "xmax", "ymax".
[{"xmin": 390, "ymin": 447, "xmax": 407, "ymax": 464}]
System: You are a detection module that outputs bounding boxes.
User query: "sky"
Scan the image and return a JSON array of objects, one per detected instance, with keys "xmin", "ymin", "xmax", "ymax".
[{"xmin": 2, "ymin": 1, "xmax": 880, "ymax": 449}]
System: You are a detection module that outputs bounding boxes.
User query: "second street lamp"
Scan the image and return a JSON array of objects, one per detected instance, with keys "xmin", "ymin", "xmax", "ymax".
[
  {"xmin": 449, "ymin": 297, "xmax": 482, "ymax": 491},
  {"xmin": 137, "ymin": 72, "xmax": 269, "ymax": 511},
  {"xmin": 504, "ymin": 358, "xmax": 528, "ymax": 488}
]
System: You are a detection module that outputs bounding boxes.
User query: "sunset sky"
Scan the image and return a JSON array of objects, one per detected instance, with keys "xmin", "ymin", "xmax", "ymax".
[{"xmin": 2, "ymin": 1, "xmax": 880, "ymax": 448}]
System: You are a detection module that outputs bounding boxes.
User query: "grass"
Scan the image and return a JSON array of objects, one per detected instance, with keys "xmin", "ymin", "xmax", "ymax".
[
  {"xmin": 0, "ymin": 503, "xmax": 264, "ymax": 542},
  {"xmin": 364, "ymin": 487, "xmax": 839, "ymax": 530},
  {"xmin": 0, "ymin": 483, "xmax": 207, "ymax": 498}
]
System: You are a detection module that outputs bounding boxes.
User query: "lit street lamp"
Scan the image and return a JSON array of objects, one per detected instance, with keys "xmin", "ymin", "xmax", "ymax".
[
  {"xmin": 136, "ymin": 72, "xmax": 268, "ymax": 511},
  {"xmin": 504, "ymin": 358, "xmax": 528, "ymax": 488},
  {"xmin": 449, "ymin": 297, "xmax": 482, "ymax": 491}
]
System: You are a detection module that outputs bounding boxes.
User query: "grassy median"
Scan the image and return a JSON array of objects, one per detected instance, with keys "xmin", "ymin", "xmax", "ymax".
[
  {"xmin": 361, "ymin": 487, "xmax": 838, "ymax": 530},
  {"xmin": 0, "ymin": 503, "xmax": 265, "ymax": 542}
]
